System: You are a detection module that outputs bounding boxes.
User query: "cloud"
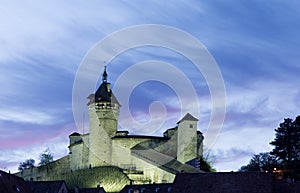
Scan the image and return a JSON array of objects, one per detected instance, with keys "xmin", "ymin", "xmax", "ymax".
[
  {"xmin": 1, "ymin": 0, "xmax": 299, "ymax": 173},
  {"xmin": 211, "ymin": 147, "xmax": 255, "ymax": 172},
  {"xmin": 204, "ymin": 76, "xmax": 300, "ymax": 171},
  {"xmin": 213, "ymin": 147, "xmax": 254, "ymax": 163},
  {"xmin": 0, "ymin": 123, "xmax": 74, "ymax": 173},
  {"xmin": 0, "ymin": 137, "xmax": 70, "ymax": 173},
  {"xmin": 209, "ymin": 121, "xmax": 276, "ymax": 171},
  {"xmin": 0, "ymin": 109, "xmax": 57, "ymax": 125},
  {"xmin": 225, "ymin": 79, "xmax": 300, "ymax": 128}
]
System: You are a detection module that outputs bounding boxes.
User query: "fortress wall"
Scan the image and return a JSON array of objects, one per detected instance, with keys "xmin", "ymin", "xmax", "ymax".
[
  {"xmin": 16, "ymin": 155, "xmax": 70, "ymax": 181},
  {"xmin": 111, "ymin": 138, "xmax": 150, "ymax": 168},
  {"xmin": 156, "ymin": 132, "xmax": 178, "ymax": 158},
  {"xmin": 53, "ymin": 154, "xmax": 71, "ymax": 173},
  {"xmin": 111, "ymin": 137, "xmax": 175, "ymax": 184},
  {"xmin": 82, "ymin": 136, "xmax": 90, "ymax": 168},
  {"xmin": 19, "ymin": 165, "xmax": 130, "ymax": 193},
  {"xmin": 61, "ymin": 166, "xmax": 130, "ymax": 192},
  {"xmin": 113, "ymin": 137, "xmax": 150, "ymax": 148},
  {"xmin": 135, "ymin": 157, "xmax": 176, "ymax": 184}
]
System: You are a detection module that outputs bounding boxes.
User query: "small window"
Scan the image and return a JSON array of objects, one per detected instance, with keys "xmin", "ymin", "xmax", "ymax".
[{"xmin": 189, "ymin": 124, "xmax": 193, "ymax": 128}]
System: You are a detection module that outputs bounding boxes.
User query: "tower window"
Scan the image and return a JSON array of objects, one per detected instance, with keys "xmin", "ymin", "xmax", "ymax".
[{"xmin": 189, "ymin": 124, "xmax": 193, "ymax": 128}]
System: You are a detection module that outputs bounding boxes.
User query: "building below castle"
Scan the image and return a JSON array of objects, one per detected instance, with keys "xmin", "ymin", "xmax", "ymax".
[{"xmin": 17, "ymin": 67, "xmax": 204, "ymax": 191}]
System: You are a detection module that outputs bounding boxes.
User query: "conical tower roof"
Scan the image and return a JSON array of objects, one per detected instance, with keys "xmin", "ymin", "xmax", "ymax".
[{"xmin": 94, "ymin": 66, "xmax": 120, "ymax": 105}]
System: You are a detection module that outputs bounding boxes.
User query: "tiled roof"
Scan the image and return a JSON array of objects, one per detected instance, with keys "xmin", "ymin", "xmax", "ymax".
[
  {"xmin": 95, "ymin": 82, "xmax": 111, "ymax": 103},
  {"xmin": 131, "ymin": 147, "xmax": 199, "ymax": 174},
  {"xmin": 69, "ymin": 187, "xmax": 106, "ymax": 193},
  {"xmin": 120, "ymin": 183, "xmax": 172, "ymax": 193},
  {"xmin": 171, "ymin": 172, "xmax": 274, "ymax": 193},
  {"xmin": 0, "ymin": 170, "xmax": 32, "ymax": 193},
  {"xmin": 29, "ymin": 180, "xmax": 67, "ymax": 193}
]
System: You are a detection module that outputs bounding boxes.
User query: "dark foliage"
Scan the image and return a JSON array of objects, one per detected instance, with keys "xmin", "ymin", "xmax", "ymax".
[
  {"xmin": 270, "ymin": 117, "xmax": 300, "ymax": 164},
  {"xmin": 241, "ymin": 116, "xmax": 300, "ymax": 180},
  {"xmin": 18, "ymin": 158, "xmax": 35, "ymax": 171},
  {"xmin": 269, "ymin": 116, "xmax": 300, "ymax": 179},
  {"xmin": 239, "ymin": 152, "xmax": 278, "ymax": 172},
  {"xmin": 39, "ymin": 148, "xmax": 54, "ymax": 167},
  {"xmin": 200, "ymin": 157, "xmax": 216, "ymax": 172}
]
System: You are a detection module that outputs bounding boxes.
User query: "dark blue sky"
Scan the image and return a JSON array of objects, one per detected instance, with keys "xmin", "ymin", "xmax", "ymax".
[{"xmin": 0, "ymin": 0, "xmax": 299, "ymax": 172}]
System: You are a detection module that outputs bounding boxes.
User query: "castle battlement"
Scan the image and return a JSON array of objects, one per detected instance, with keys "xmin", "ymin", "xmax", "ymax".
[{"xmin": 95, "ymin": 102, "xmax": 119, "ymax": 110}]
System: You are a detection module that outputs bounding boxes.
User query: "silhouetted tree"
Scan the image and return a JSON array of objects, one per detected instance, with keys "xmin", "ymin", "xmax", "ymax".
[
  {"xmin": 239, "ymin": 152, "xmax": 278, "ymax": 172},
  {"xmin": 270, "ymin": 117, "xmax": 300, "ymax": 165},
  {"xmin": 39, "ymin": 148, "xmax": 54, "ymax": 167},
  {"xmin": 18, "ymin": 158, "xmax": 35, "ymax": 171},
  {"xmin": 200, "ymin": 157, "xmax": 216, "ymax": 172},
  {"xmin": 269, "ymin": 116, "xmax": 300, "ymax": 179}
]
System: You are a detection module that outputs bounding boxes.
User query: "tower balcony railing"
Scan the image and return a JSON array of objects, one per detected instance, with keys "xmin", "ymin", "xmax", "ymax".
[{"xmin": 94, "ymin": 102, "xmax": 119, "ymax": 110}]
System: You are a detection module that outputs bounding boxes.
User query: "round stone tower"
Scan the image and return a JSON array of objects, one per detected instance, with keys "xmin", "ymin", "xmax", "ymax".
[{"xmin": 88, "ymin": 66, "xmax": 120, "ymax": 167}]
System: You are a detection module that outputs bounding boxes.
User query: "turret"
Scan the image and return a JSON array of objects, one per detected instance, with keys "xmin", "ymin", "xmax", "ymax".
[
  {"xmin": 68, "ymin": 132, "xmax": 84, "ymax": 170},
  {"xmin": 69, "ymin": 132, "xmax": 82, "ymax": 146}
]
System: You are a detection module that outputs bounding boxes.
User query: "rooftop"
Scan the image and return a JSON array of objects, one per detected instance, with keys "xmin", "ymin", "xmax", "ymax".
[{"xmin": 177, "ymin": 113, "xmax": 198, "ymax": 124}]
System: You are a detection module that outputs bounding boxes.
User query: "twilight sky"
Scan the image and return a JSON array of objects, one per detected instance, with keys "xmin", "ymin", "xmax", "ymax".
[{"xmin": 0, "ymin": 1, "xmax": 299, "ymax": 172}]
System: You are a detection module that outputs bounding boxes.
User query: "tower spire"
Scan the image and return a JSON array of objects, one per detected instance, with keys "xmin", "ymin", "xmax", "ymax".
[{"xmin": 102, "ymin": 65, "xmax": 108, "ymax": 82}]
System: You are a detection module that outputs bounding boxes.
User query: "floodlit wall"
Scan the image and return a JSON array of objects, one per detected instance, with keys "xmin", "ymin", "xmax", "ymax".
[
  {"xmin": 88, "ymin": 104, "xmax": 115, "ymax": 166},
  {"xmin": 17, "ymin": 164, "xmax": 130, "ymax": 193},
  {"xmin": 177, "ymin": 120, "xmax": 198, "ymax": 163}
]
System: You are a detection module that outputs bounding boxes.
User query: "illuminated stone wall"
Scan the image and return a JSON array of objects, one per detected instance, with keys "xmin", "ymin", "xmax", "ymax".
[
  {"xmin": 17, "ymin": 156, "xmax": 70, "ymax": 181},
  {"xmin": 177, "ymin": 119, "xmax": 198, "ymax": 164},
  {"xmin": 111, "ymin": 137, "xmax": 175, "ymax": 184},
  {"xmin": 88, "ymin": 104, "xmax": 114, "ymax": 166},
  {"xmin": 70, "ymin": 142, "xmax": 84, "ymax": 170},
  {"xmin": 17, "ymin": 164, "xmax": 130, "ymax": 192}
]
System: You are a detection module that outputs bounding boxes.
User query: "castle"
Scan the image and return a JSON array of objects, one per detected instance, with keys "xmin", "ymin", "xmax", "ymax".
[{"xmin": 17, "ymin": 67, "xmax": 204, "ymax": 188}]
